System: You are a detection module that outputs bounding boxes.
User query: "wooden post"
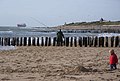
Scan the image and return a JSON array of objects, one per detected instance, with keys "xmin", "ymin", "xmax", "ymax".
[
  {"xmin": 74, "ymin": 37, "xmax": 77, "ymax": 47},
  {"xmin": 0, "ymin": 37, "xmax": 1, "ymax": 45},
  {"xmin": 16, "ymin": 37, "xmax": 19, "ymax": 46},
  {"xmin": 70, "ymin": 37, "xmax": 73, "ymax": 47},
  {"xmin": 14, "ymin": 37, "xmax": 17, "ymax": 46},
  {"xmin": 105, "ymin": 37, "xmax": 108, "ymax": 47},
  {"xmin": 99, "ymin": 37, "xmax": 104, "ymax": 47},
  {"xmin": 83, "ymin": 37, "xmax": 85, "ymax": 46},
  {"xmin": 20, "ymin": 37, "xmax": 23, "ymax": 46},
  {"xmin": 41, "ymin": 37, "xmax": 44, "ymax": 46},
  {"xmin": 94, "ymin": 36, "xmax": 98, "ymax": 47},
  {"xmin": 115, "ymin": 36, "xmax": 119, "ymax": 47},
  {"xmin": 85, "ymin": 37, "xmax": 87, "ymax": 47},
  {"xmin": 37, "ymin": 37, "xmax": 40, "ymax": 46},
  {"xmin": 98, "ymin": 37, "xmax": 101, "ymax": 47},
  {"xmin": 83, "ymin": 37, "xmax": 87, "ymax": 47},
  {"xmin": 63, "ymin": 37, "xmax": 66, "ymax": 46},
  {"xmin": 48, "ymin": 37, "xmax": 51, "ymax": 46},
  {"xmin": 11, "ymin": 38, "xmax": 14, "ymax": 46},
  {"xmin": 88, "ymin": 37, "xmax": 92, "ymax": 47},
  {"xmin": 1, "ymin": 38, "xmax": 4, "ymax": 46},
  {"xmin": 88, "ymin": 37, "xmax": 90, "ymax": 46},
  {"xmin": 11, "ymin": 37, "xmax": 16, "ymax": 46},
  {"xmin": 3, "ymin": 38, "xmax": 6, "ymax": 46},
  {"xmin": 28, "ymin": 37, "xmax": 31, "ymax": 46},
  {"xmin": 102, "ymin": 37, "xmax": 104, "ymax": 47},
  {"xmin": 32, "ymin": 37, "xmax": 36, "ymax": 46},
  {"xmin": 111, "ymin": 36, "xmax": 114, "ymax": 47},
  {"xmin": 24, "ymin": 37, "xmax": 27, "ymax": 46},
  {"xmin": 0, "ymin": 37, "xmax": 2, "ymax": 45},
  {"xmin": 7, "ymin": 37, "xmax": 10, "ymax": 46},
  {"xmin": 4, "ymin": 38, "xmax": 7, "ymax": 46},
  {"xmin": 79, "ymin": 37, "xmax": 82, "ymax": 47},
  {"xmin": 45, "ymin": 37, "xmax": 48, "ymax": 46},
  {"xmin": 66, "ymin": 37, "xmax": 69, "ymax": 47},
  {"xmin": 91, "ymin": 37, "xmax": 94, "ymax": 47},
  {"xmin": 61, "ymin": 38, "xmax": 64, "ymax": 46},
  {"xmin": 53, "ymin": 37, "xmax": 56, "ymax": 46}
]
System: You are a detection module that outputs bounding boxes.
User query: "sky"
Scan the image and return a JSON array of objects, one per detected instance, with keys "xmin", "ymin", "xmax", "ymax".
[{"xmin": 0, "ymin": 0, "xmax": 120, "ymax": 27}]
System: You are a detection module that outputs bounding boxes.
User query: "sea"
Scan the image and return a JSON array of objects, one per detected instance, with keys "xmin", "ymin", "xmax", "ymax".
[{"xmin": 0, "ymin": 26, "xmax": 120, "ymax": 50}]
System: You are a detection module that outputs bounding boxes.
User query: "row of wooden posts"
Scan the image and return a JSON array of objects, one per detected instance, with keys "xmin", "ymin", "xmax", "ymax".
[{"xmin": 0, "ymin": 36, "xmax": 120, "ymax": 47}]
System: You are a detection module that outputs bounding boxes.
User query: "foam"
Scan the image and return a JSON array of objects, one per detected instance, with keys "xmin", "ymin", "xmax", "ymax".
[
  {"xmin": 0, "ymin": 46, "xmax": 16, "ymax": 51},
  {"xmin": 98, "ymin": 33, "xmax": 120, "ymax": 37}
]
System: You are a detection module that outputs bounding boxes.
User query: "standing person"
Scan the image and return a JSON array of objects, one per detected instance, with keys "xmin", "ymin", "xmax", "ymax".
[
  {"xmin": 56, "ymin": 29, "xmax": 64, "ymax": 46},
  {"xmin": 109, "ymin": 49, "xmax": 118, "ymax": 70}
]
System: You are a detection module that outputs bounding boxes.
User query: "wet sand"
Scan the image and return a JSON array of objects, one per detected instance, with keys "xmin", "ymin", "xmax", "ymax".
[{"xmin": 0, "ymin": 46, "xmax": 120, "ymax": 81}]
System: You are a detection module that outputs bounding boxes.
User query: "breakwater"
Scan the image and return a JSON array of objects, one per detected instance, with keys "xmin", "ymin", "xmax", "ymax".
[{"xmin": 0, "ymin": 36, "xmax": 120, "ymax": 47}]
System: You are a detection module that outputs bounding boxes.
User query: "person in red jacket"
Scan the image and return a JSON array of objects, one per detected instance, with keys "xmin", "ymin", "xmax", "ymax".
[{"xmin": 109, "ymin": 49, "xmax": 118, "ymax": 70}]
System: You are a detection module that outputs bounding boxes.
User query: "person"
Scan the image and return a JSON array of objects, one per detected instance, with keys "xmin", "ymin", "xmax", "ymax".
[
  {"xmin": 56, "ymin": 29, "xmax": 64, "ymax": 46},
  {"xmin": 109, "ymin": 49, "xmax": 118, "ymax": 70}
]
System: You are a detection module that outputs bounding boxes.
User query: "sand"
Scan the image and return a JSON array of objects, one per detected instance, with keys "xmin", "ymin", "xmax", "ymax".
[{"xmin": 0, "ymin": 46, "xmax": 120, "ymax": 81}]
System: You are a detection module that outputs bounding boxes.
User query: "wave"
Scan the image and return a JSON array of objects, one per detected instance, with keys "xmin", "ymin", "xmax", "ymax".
[
  {"xmin": 0, "ymin": 31, "xmax": 13, "ymax": 34},
  {"xmin": 98, "ymin": 33, "xmax": 120, "ymax": 37}
]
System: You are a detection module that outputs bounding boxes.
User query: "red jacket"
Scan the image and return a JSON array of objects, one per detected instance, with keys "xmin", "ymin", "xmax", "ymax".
[{"xmin": 109, "ymin": 53, "xmax": 118, "ymax": 64}]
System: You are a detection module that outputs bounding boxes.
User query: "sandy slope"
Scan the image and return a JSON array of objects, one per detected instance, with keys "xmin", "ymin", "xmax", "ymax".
[{"xmin": 0, "ymin": 46, "xmax": 120, "ymax": 81}]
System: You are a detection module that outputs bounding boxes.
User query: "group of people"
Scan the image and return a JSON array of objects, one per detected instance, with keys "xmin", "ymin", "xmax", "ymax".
[{"xmin": 56, "ymin": 29, "xmax": 118, "ymax": 70}]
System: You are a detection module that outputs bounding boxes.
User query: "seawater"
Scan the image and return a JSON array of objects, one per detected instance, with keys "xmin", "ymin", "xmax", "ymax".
[
  {"xmin": 0, "ymin": 26, "xmax": 120, "ymax": 51},
  {"xmin": 0, "ymin": 26, "xmax": 120, "ymax": 37}
]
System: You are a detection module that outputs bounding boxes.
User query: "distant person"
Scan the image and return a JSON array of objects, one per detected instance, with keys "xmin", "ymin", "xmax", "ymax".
[
  {"xmin": 109, "ymin": 49, "xmax": 118, "ymax": 70},
  {"xmin": 56, "ymin": 29, "xmax": 64, "ymax": 46}
]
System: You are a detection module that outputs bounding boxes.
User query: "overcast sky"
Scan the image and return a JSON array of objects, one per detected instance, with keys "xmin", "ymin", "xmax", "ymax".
[{"xmin": 0, "ymin": 0, "xmax": 120, "ymax": 27}]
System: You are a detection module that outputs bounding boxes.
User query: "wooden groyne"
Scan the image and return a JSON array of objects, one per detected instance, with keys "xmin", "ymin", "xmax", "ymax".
[{"xmin": 0, "ymin": 36, "xmax": 120, "ymax": 47}]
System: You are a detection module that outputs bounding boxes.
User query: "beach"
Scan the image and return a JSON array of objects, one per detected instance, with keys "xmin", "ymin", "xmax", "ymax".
[{"xmin": 0, "ymin": 46, "xmax": 120, "ymax": 81}]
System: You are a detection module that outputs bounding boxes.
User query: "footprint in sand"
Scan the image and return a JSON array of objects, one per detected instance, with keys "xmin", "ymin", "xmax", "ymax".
[
  {"xmin": 25, "ymin": 77, "xmax": 36, "ymax": 79},
  {"xmin": 1, "ymin": 77, "xmax": 11, "ymax": 80}
]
